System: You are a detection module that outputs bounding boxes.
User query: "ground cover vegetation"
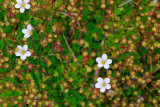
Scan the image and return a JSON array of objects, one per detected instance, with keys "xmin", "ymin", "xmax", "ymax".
[{"xmin": 0, "ymin": 0, "xmax": 160, "ymax": 106}]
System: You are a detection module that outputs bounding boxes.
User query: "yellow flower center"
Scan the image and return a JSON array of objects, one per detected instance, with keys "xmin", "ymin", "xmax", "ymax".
[
  {"xmin": 15, "ymin": 48, "xmax": 20, "ymax": 52},
  {"xmin": 102, "ymin": 82, "xmax": 106, "ymax": 86},
  {"xmin": 21, "ymin": 50, "xmax": 26, "ymax": 55},
  {"xmin": 21, "ymin": 3, "xmax": 25, "ymax": 7},
  {"xmin": 29, "ymin": 31, "xmax": 33, "ymax": 35},
  {"xmin": 102, "ymin": 61, "xmax": 106, "ymax": 65}
]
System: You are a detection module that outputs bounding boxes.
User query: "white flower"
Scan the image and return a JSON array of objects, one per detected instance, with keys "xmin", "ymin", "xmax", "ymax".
[
  {"xmin": 96, "ymin": 54, "xmax": 112, "ymax": 69},
  {"xmin": 108, "ymin": 90, "xmax": 114, "ymax": 93},
  {"xmin": 95, "ymin": 77, "xmax": 111, "ymax": 93},
  {"xmin": 15, "ymin": 45, "xmax": 31, "ymax": 60},
  {"xmin": 153, "ymin": 0, "xmax": 157, "ymax": 3},
  {"xmin": 22, "ymin": 24, "xmax": 33, "ymax": 38},
  {"xmin": 138, "ymin": 97, "xmax": 144, "ymax": 102},
  {"xmin": 15, "ymin": 0, "xmax": 30, "ymax": 13}
]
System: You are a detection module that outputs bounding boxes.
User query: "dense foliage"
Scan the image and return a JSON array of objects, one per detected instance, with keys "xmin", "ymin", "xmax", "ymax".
[{"xmin": 0, "ymin": 0, "xmax": 160, "ymax": 106}]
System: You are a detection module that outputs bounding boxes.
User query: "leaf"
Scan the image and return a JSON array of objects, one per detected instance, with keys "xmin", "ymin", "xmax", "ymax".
[
  {"xmin": 92, "ymin": 32, "xmax": 98, "ymax": 39},
  {"xmin": 94, "ymin": 10, "xmax": 102, "ymax": 23},
  {"xmin": 25, "ymin": 73, "xmax": 32, "ymax": 80},
  {"xmin": 42, "ymin": 76, "xmax": 51, "ymax": 82},
  {"xmin": 85, "ymin": 65, "xmax": 92, "ymax": 73},
  {"xmin": 4, "ymin": 38, "xmax": 13, "ymax": 47},
  {"xmin": 16, "ymin": 74, "xmax": 24, "ymax": 81},
  {"xmin": 0, "ymin": 39, "xmax": 4, "ymax": 49},
  {"xmin": 45, "ymin": 56, "xmax": 52, "ymax": 67},
  {"xmin": 84, "ymin": 41, "xmax": 89, "ymax": 48},
  {"xmin": 115, "ymin": 7, "xmax": 121, "ymax": 15}
]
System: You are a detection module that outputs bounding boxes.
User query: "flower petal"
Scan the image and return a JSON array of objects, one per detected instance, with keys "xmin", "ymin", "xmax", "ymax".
[
  {"xmin": 25, "ymin": 4, "xmax": 30, "ymax": 9},
  {"xmin": 102, "ymin": 54, "xmax": 107, "ymax": 60},
  {"xmin": 24, "ymin": 34, "xmax": 31, "ymax": 38},
  {"xmin": 97, "ymin": 77, "xmax": 103, "ymax": 82},
  {"xmin": 95, "ymin": 83, "xmax": 101, "ymax": 88},
  {"xmin": 20, "ymin": 55, "xmax": 26, "ymax": 60},
  {"xmin": 100, "ymin": 87, "xmax": 106, "ymax": 93},
  {"xmin": 15, "ymin": 52, "xmax": 21, "ymax": 56},
  {"xmin": 17, "ymin": 45, "xmax": 22, "ymax": 50},
  {"xmin": 25, "ymin": 51, "xmax": 31, "ymax": 57},
  {"xmin": 97, "ymin": 63, "xmax": 103, "ymax": 68},
  {"xmin": 106, "ymin": 59, "xmax": 112, "ymax": 64},
  {"xmin": 20, "ymin": 7, "xmax": 25, "ymax": 13},
  {"xmin": 24, "ymin": 0, "xmax": 29, "ymax": 3},
  {"xmin": 104, "ymin": 78, "xmax": 110, "ymax": 83},
  {"xmin": 15, "ymin": 4, "xmax": 21, "ymax": 8},
  {"xmin": 23, "ymin": 45, "xmax": 28, "ymax": 51},
  {"xmin": 16, "ymin": 0, "xmax": 22, "ymax": 3},
  {"xmin": 27, "ymin": 24, "xmax": 32, "ymax": 30},
  {"xmin": 105, "ymin": 84, "xmax": 111, "ymax": 89},
  {"xmin": 104, "ymin": 64, "xmax": 109, "ymax": 69},
  {"xmin": 96, "ymin": 57, "xmax": 102, "ymax": 63},
  {"xmin": 22, "ymin": 29, "xmax": 29, "ymax": 34}
]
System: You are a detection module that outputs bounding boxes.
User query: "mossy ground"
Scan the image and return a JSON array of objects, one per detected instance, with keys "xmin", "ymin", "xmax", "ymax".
[{"xmin": 0, "ymin": 0, "xmax": 160, "ymax": 107}]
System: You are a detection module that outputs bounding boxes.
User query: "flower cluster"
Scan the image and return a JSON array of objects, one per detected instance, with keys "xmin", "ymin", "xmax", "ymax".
[
  {"xmin": 14, "ymin": 0, "xmax": 32, "ymax": 60},
  {"xmin": 95, "ymin": 54, "xmax": 112, "ymax": 92}
]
